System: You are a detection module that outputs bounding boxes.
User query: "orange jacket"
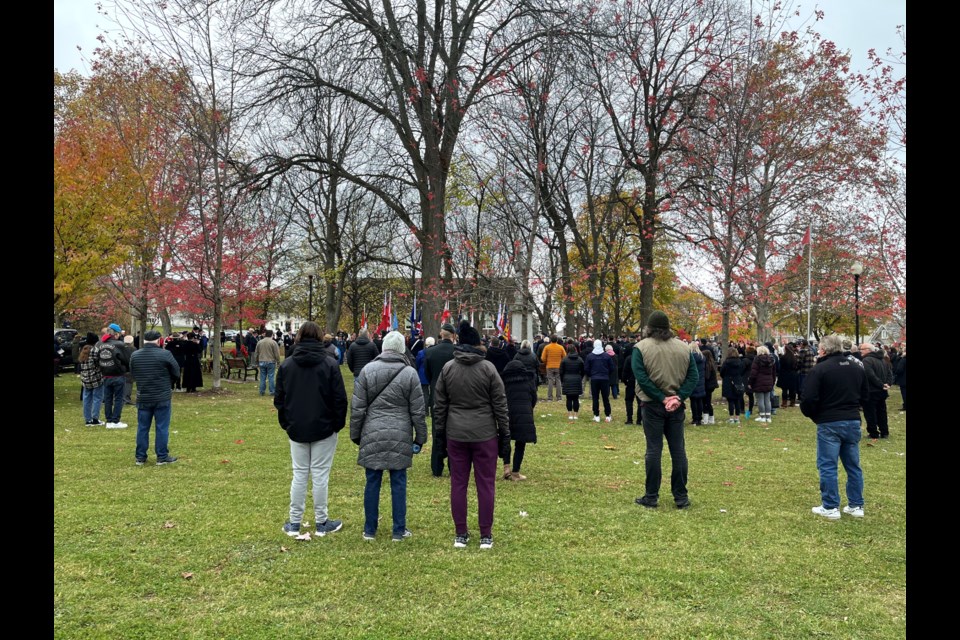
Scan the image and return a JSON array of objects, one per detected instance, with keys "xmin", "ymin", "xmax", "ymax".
[{"xmin": 540, "ymin": 342, "xmax": 566, "ymax": 370}]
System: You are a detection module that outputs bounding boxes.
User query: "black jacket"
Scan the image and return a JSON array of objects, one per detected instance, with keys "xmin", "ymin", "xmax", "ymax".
[
  {"xmin": 861, "ymin": 350, "xmax": 892, "ymax": 392},
  {"xmin": 502, "ymin": 360, "xmax": 537, "ymax": 443},
  {"xmin": 129, "ymin": 344, "xmax": 180, "ymax": 404},
  {"xmin": 720, "ymin": 357, "xmax": 746, "ymax": 399},
  {"xmin": 513, "ymin": 347, "xmax": 539, "ymax": 381},
  {"xmin": 559, "ymin": 354, "xmax": 585, "ymax": 396},
  {"xmin": 275, "ymin": 339, "xmax": 348, "ymax": 443},
  {"xmin": 93, "ymin": 338, "xmax": 131, "ymax": 377},
  {"xmin": 485, "ymin": 346, "xmax": 511, "ymax": 376},
  {"xmin": 800, "ymin": 352, "xmax": 869, "ymax": 424},
  {"xmin": 893, "ymin": 355, "xmax": 906, "ymax": 387},
  {"xmin": 346, "ymin": 336, "xmax": 380, "ymax": 375},
  {"xmin": 424, "ymin": 339, "xmax": 456, "ymax": 387}
]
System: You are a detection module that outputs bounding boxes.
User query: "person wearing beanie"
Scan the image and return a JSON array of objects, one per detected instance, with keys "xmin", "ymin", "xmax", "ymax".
[
  {"xmin": 559, "ymin": 344, "xmax": 584, "ymax": 420},
  {"xmin": 632, "ymin": 310, "xmax": 698, "ymax": 509},
  {"xmin": 584, "ymin": 339, "xmax": 616, "ymax": 423},
  {"xmin": 433, "ymin": 320, "xmax": 510, "ymax": 549},
  {"xmin": 350, "ymin": 330, "xmax": 427, "ymax": 541}
]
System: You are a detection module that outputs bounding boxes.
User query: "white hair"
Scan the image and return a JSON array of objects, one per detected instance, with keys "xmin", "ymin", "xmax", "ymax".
[
  {"xmin": 382, "ymin": 331, "xmax": 406, "ymax": 354},
  {"xmin": 521, "ymin": 339, "xmax": 531, "ymax": 349},
  {"xmin": 425, "ymin": 336, "xmax": 436, "ymax": 347},
  {"xmin": 756, "ymin": 345, "xmax": 769, "ymax": 355}
]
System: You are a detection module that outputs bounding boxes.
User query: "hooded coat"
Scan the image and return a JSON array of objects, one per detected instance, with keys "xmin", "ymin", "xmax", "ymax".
[
  {"xmin": 559, "ymin": 353, "xmax": 585, "ymax": 396},
  {"xmin": 274, "ymin": 339, "xmax": 348, "ymax": 443},
  {"xmin": 513, "ymin": 346, "xmax": 540, "ymax": 382},
  {"xmin": 349, "ymin": 351, "xmax": 427, "ymax": 470},
  {"xmin": 502, "ymin": 360, "xmax": 537, "ymax": 443},
  {"xmin": 485, "ymin": 344, "xmax": 511, "ymax": 376},
  {"xmin": 691, "ymin": 349, "xmax": 706, "ymax": 398},
  {"xmin": 433, "ymin": 346, "xmax": 510, "ymax": 443},
  {"xmin": 720, "ymin": 356, "xmax": 746, "ymax": 400},
  {"xmin": 748, "ymin": 353, "xmax": 777, "ymax": 393}
]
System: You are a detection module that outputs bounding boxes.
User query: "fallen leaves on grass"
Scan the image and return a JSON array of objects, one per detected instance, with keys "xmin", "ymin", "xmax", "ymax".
[
  {"xmin": 181, "ymin": 572, "xmax": 193, "ymax": 580},
  {"xmin": 220, "ymin": 459, "xmax": 230, "ymax": 464},
  {"xmin": 722, "ymin": 482, "xmax": 734, "ymax": 486},
  {"xmin": 560, "ymin": 441, "xmax": 574, "ymax": 445},
  {"xmin": 735, "ymin": 466, "xmax": 745, "ymax": 470},
  {"xmin": 773, "ymin": 438, "xmax": 784, "ymax": 442},
  {"xmin": 162, "ymin": 521, "xmax": 176, "ymax": 529},
  {"xmin": 280, "ymin": 546, "xmax": 289, "ymax": 552},
  {"xmin": 603, "ymin": 445, "xmax": 617, "ymax": 451},
  {"xmin": 295, "ymin": 532, "xmax": 312, "ymax": 541},
  {"xmin": 234, "ymin": 439, "xmax": 245, "ymax": 444}
]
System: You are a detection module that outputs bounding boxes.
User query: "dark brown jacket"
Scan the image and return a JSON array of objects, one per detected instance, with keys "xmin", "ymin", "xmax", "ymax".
[{"xmin": 433, "ymin": 346, "xmax": 510, "ymax": 442}]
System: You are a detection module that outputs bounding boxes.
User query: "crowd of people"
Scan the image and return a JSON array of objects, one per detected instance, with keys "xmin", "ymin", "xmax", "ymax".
[{"xmin": 61, "ymin": 314, "xmax": 906, "ymax": 546}]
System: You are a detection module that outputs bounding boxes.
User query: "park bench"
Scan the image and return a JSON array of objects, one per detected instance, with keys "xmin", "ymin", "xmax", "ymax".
[{"xmin": 222, "ymin": 353, "xmax": 259, "ymax": 381}]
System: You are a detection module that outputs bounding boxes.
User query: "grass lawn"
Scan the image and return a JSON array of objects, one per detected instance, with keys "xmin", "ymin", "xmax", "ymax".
[{"xmin": 53, "ymin": 369, "xmax": 906, "ymax": 639}]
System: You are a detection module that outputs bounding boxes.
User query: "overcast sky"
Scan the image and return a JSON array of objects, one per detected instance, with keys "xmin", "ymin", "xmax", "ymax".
[{"xmin": 55, "ymin": 0, "xmax": 905, "ymax": 76}]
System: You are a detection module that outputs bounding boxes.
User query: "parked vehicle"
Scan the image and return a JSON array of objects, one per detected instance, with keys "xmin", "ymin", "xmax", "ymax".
[{"xmin": 54, "ymin": 328, "xmax": 79, "ymax": 371}]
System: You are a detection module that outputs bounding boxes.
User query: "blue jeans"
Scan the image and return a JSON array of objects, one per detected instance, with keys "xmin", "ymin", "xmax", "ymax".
[
  {"xmin": 136, "ymin": 401, "xmax": 172, "ymax": 461},
  {"xmin": 816, "ymin": 420, "xmax": 864, "ymax": 509},
  {"xmin": 259, "ymin": 362, "xmax": 277, "ymax": 395},
  {"xmin": 82, "ymin": 385, "xmax": 104, "ymax": 422},
  {"xmin": 640, "ymin": 401, "xmax": 688, "ymax": 505},
  {"xmin": 364, "ymin": 468, "xmax": 407, "ymax": 536},
  {"xmin": 102, "ymin": 377, "xmax": 126, "ymax": 423}
]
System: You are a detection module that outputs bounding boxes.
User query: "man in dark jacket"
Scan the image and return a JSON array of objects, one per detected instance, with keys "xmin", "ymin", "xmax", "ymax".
[
  {"xmin": 129, "ymin": 331, "xmax": 181, "ymax": 465},
  {"xmin": 621, "ymin": 339, "xmax": 641, "ymax": 425},
  {"xmin": 275, "ymin": 321, "xmax": 348, "ymax": 538},
  {"xmin": 801, "ymin": 335, "xmax": 869, "ymax": 520},
  {"xmin": 859, "ymin": 343, "xmax": 893, "ymax": 439},
  {"xmin": 484, "ymin": 336, "xmax": 511, "ymax": 376},
  {"xmin": 893, "ymin": 346, "xmax": 906, "ymax": 411},
  {"xmin": 93, "ymin": 323, "xmax": 132, "ymax": 429},
  {"xmin": 425, "ymin": 324, "xmax": 457, "ymax": 477},
  {"xmin": 796, "ymin": 339, "xmax": 816, "ymax": 400},
  {"xmin": 346, "ymin": 328, "xmax": 380, "ymax": 376},
  {"xmin": 631, "ymin": 311, "xmax": 698, "ymax": 509}
]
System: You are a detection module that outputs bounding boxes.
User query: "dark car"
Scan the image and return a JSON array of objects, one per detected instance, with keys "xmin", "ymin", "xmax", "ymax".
[{"xmin": 55, "ymin": 329, "xmax": 79, "ymax": 371}]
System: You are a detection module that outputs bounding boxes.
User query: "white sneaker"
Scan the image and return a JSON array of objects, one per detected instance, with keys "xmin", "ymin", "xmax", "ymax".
[
  {"xmin": 811, "ymin": 505, "xmax": 841, "ymax": 520},
  {"xmin": 568, "ymin": 416, "xmax": 575, "ymax": 421},
  {"xmin": 107, "ymin": 421, "xmax": 128, "ymax": 429},
  {"xmin": 755, "ymin": 417, "xmax": 765, "ymax": 422},
  {"xmin": 593, "ymin": 416, "xmax": 601, "ymax": 423},
  {"xmin": 604, "ymin": 416, "xmax": 612, "ymax": 423},
  {"xmin": 105, "ymin": 422, "xmax": 116, "ymax": 429},
  {"xmin": 842, "ymin": 505, "xmax": 864, "ymax": 518},
  {"xmin": 573, "ymin": 416, "xmax": 579, "ymax": 420}
]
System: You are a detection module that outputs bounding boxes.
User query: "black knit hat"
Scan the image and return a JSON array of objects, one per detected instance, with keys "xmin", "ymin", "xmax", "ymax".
[
  {"xmin": 85, "ymin": 332, "xmax": 98, "ymax": 346},
  {"xmin": 458, "ymin": 320, "xmax": 481, "ymax": 346},
  {"xmin": 647, "ymin": 310, "xmax": 670, "ymax": 331}
]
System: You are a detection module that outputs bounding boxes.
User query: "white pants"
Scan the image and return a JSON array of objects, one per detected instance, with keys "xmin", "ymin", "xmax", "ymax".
[{"xmin": 289, "ymin": 433, "xmax": 338, "ymax": 524}]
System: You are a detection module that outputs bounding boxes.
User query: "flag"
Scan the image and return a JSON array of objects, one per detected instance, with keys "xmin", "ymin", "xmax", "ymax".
[
  {"xmin": 360, "ymin": 305, "xmax": 367, "ymax": 332},
  {"xmin": 391, "ymin": 310, "xmax": 398, "ymax": 331},
  {"xmin": 377, "ymin": 291, "xmax": 391, "ymax": 334},
  {"xmin": 439, "ymin": 300, "xmax": 451, "ymax": 326},
  {"xmin": 410, "ymin": 296, "xmax": 419, "ymax": 338},
  {"xmin": 801, "ymin": 227, "xmax": 811, "ymax": 247}
]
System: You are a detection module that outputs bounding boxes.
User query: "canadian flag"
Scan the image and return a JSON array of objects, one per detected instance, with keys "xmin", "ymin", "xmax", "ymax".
[
  {"xmin": 376, "ymin": 291, "xmax": 392, "ymax": 335},
  {"xmin": 439, "ymin": 300, "xmax": 451, "ymax": 325}
]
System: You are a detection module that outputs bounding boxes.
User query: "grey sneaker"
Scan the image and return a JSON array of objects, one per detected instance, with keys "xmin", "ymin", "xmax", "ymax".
[
  {"xmin": 453, "ymin": 533, "xmax": 470, "ymax": 548},
  {"xmin": 635, "ymin": 497, "xmax": 659, "ymax": 509},
  {"xmin": 392, "ymin": 529, "xmax": 413, "ymax": 542},
  {"xmin": 362, "ymin": 531, "xmax": 376, "ymax": 541},
  {"xmin": 811, "ymin": 505, "xmax": 841, "ymax": 520},
  {"xmin": 135, "ymin": 459, "xmax": 146, "ymax": 466},
  {"xmin": 282, "ymin": 522, "xmax": 301, "ymax": 537},
  {"xmin": 479, "ymin": 536, "xmax": 493, "ymax": 550},
  {"xmin": 842, "ymin": 505, "xmax": 864, "ymax": 518},
  {"xmin": 315, "ymin": 519, "xmax": 343, "ymax": 536},
  {"xmin": 156, "ymin": 456, "xmax": 178, "ymax": 465}
]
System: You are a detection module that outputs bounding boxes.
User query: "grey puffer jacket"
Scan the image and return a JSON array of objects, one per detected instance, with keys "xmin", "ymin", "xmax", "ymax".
[
  {"xmin": 433, "ymin": 346, "xmax": 510, "ymax": 443},
  {"xmin": 350, "ymin": 351, "xmax": 427, "ymax": 470}
]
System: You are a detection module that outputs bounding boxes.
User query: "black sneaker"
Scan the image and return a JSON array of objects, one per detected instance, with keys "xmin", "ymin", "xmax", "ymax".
[
  {"xmin": 453, "ymin": 533, "xmax": 470, "ymax": 548},
  {"xmin": 479, "ymin": 536, "xmax": 493, "ymax": 550},
  {"xmin": 676, "ymin": 500, "xmax": 691, "ymax": 509},
  {"xmin": 135, "ymin": 459, "xmax": 146, "ymax": 466},
  {"xmin": 392, "ymin": 529, "xmax": 413, "ymax": 542},
  {"xmin": 635, "ymin": 497, "xmax": 659, "ymax": 509},
  {"xmin": 315, "ymin": 519, "xmax": 343, "ymax": 536},
  {"xmin": 625, "ymin": 419, "xmax": 633, "ymax": 425},
  {"xmin": 282, "ymin": 522, "xmax": 301, "ymax": 537},
  {"xmin": 156, "ymin": 456, "xmax": 178, "ymax": 465}
]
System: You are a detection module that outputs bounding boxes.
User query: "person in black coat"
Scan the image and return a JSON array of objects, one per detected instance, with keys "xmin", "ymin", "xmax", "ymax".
[
  {"xmin": 720, "ymin": 348, "xmax": 746, "ymax": 424},
  {"xmin": 621, "ymin": 341, "xmax": 641, "ymax": 425},
  {"xmin": 165, "ymin": 333, "xmax": 186, "ymax": 391},
  {"xmin": 700, "ymin": 347, "xmax": 719, "ymax": 424},
  {"xmin": 346, "ymin": 328, "xmax": 380, "ymax": 375},
  {"xmin": 424, "ymin": 324, "xmax": 457, "ymax": 477},
  {"xmin": 893, "ymin": 346, "xmax": 906, "ymax": 411},
  {"xmin": 559, "ymin": 345, "xmax": 585, "ymax": 420},
  {"xmin": 778, "ymin": 344, "xmax": 800, "ymax": 407},
  {"xmin": 485, "ymin": 336, "xmax": 511, "ymax": 377},
  {"xmin": 742, "ymin": 346, "xmax": 757, "ymax": 416},
  {"xmin": 181, "ymin": 333, "xmax": 204, "ymax": 392},
  {"xmin": 500, "ymin": 360, "xmax": 537, "ymax": 481},
  {"xmin": 689, "ymin": 344, "xmax": 707, "ymax": 425},
  {"xmin": 513, "ymin": 340, "xmax": 540, "ymax": 386}
]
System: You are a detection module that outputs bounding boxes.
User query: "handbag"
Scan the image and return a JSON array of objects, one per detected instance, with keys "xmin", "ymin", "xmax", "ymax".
[
  {"xmin": 771, "ymin": 394, "xmax": 781, "ymax": 408},
  {"xmin": 733, "ymin": 380, "xmax": 745, "ymax": 394}
]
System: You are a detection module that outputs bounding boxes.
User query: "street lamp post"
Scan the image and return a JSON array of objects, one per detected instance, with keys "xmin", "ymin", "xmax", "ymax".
[
  {"xmin": 308, "ymin": 274, "xmax": 314, "ymax": 322},
  {"xmin": 850, "ymin": 261, "xmax": 863, "ymax": 346}
]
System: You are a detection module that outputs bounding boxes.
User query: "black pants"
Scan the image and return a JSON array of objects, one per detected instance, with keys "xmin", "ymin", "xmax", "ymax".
[
  {"xmin": 566, "ymin": 394, "xmax": 580, "ymax": 412},
  {"xmin": 899, "ymin": 386, "xmax": 906, "ymax": 410},
  {"xmin": 430, "ymin": 426, "xmax": 448, "ymax": 477},
  {"xmin": 863, "ymin": 390, "xmax": 889, "ymax": 438},
  {"xmin": 591, "ymin": 379, "xmax": 611, "ymax": 417},
  {"xmin": 640, "ymin": 402, "xmax": 688, "ymax": 505},
  {"xmin": 703, "ymin": 390, "xmax": 715, "ymax": 416},
  {"xmin": 727, "ymin": 394, "xmax": 744, "ymax": 416},
  {"xmin": 747, "ymin": 391, "xmax": 755, "ymax": 412},
  {"xmin": 690, "ymin": 396, "xmax": 705, "ymax": 424},
  {"xmin": 421, "ymin": 384, "xmax": 431, "ymax": 417},
  {"xmin": 502, "ymin": 441, "xmax": 526, "ymax": 472},
  {"xmin": 624, "ymin": 382, "xmax": 641, "ymax": 423}
]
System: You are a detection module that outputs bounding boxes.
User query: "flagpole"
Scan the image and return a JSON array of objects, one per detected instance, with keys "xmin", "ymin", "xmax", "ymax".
[{"xmin": 806, "ymin": 223, "xmax": 812, "ymax": 340}]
